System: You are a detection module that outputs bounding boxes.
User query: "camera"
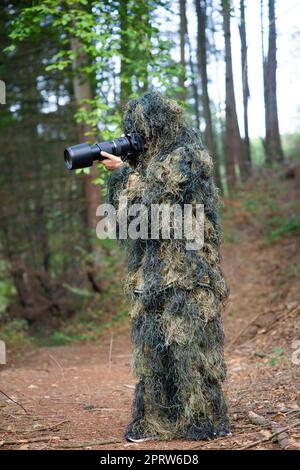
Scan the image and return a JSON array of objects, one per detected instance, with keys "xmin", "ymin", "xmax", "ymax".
[{"xmin": 64, "ymin": 133, "xmax": 145, "ymax": 170}]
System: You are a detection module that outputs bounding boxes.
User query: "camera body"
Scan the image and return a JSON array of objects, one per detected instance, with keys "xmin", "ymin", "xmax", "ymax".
[{"xmin": 64, "ymin": 133, "xmax": 144, "ymax": 170}]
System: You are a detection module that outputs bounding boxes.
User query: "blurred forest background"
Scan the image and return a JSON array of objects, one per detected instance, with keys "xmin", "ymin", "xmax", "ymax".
[{"xmin": 0, "ymin": 0, "xmax": 300, "ymax": 349}]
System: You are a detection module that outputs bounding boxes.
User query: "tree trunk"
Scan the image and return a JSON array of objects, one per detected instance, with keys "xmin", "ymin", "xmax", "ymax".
[
  {"xmin": 261, "ymin": 0, "xmax": 268, "ymax": 160},
  {"xmin": 137, "ymin": 1, "xmax": 150, "ymax": 94},
  {"xmin": 119, "ymin": 0, "xmax": 133, "ymax": 111},
  {"xmin": 263, "ymin": 0, "xmax": 284, "ymax": 163},
  {"xmin": 179, "ymin": 0, "xmax": 187, "ymax": 102},
  {"xmin": 239, "ymin": 0, "xmax": 251, "ymax": 173},
  {"xmin": 195, "ymin": 0, "xmax": 221, "ymax": 188},
  {"xmin": 71, "ymin": 37, "xmax": 99, "ymax": 249},
  {"xmin": 222, "ymin": 0, "xmax": 244, "ymax": 187},
  {"xmin": 186, "ymin": 28, "xmax": 200, "ymax": 129}
]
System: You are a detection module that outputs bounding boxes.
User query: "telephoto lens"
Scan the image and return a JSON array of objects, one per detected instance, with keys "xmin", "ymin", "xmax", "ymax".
[{"xmin": 64, "ymin": 133, "xmax": 144, "ymax": 170}]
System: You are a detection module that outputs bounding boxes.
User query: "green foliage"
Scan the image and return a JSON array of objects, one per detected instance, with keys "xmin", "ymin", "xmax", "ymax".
[
  {"xmin": 46, "ymin": 330, "xmax": 99, "ymax": 346},
  {"xmin": 48, "ymin": 331, "xmax": 72, "ymax": 346},
  {"xmin": 223, "ymin": 166, "xmax": 300, "ymax": 254},
  {"xmin": 0, "ymin": 281, "xmax": 12, "ymax": 316},
  {"xmin": 268, "ymin": 347, "xmax": 285, "ymax": 367},
  {"xmin": 264, "ymin": 215, "xmax": 300, "ymax": 243},
  {"xmin": 0, "ymin": 261, "xmax": 15, "ymax": 317},
  {"xmin": 249, "ymin": 138, "xmax": 265, "ymax": 166},
  {"xmin": 242, "ymin": 199, "xmax": 259, "ymax": 215},
  {"xmin": 7, "ymin": 0, "xmax": 181, "ymax": 135},
  {"xmin": 227, "ymin": 308, "xmax": 237, "ymax": 319},
  {"xmin": 0, "ymin": 319, "xmax": 31, "ymax": 349},
  {"xmin": 279, "ymin": 263, "xmax": 300, "ymax": 283},
  {"xmin": 282, "ymin": 133, "xmax": 300, "ymax": 161},
  {"xmin": 254, "ymin": 347, "xmax": 287, "ymax": 368},
  {"xmin": 248, "ymin": 133, "xmax": 300, "ymax": 168},
  {"xmin": 36, "ymin": 241, "xmax": 129, "ymax": 345},
  {"xmin": 223, "ymin": 229, "xmax": 241, "ymax": 244},
  {"xmin": 63, "ymin": 283, "xmax": 95, "ymax": 298}
]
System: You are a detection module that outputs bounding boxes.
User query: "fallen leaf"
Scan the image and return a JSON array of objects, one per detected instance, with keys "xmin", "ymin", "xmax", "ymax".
[
  {"xmin": 19, "ymin": 444, "xmax": 29, "ymax": 450},
  {"xmin": 248, "ymin": 411, "xmax": 268, "ymax": 426},
  {"xmin": 260, "ymin": 430, "xmax": 272, "ymax": 439}
]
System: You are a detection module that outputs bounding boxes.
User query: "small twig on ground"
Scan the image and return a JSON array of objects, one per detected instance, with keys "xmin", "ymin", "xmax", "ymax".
[
  {"xmin": 228, "ymin": 305, "xmax": 300, "ymax": 350},
  {"xmin": 271, "ymin": 422, "xmax": 299, "ymax": 450},
  {"xmin": 52, "ymin": 438, "xmax": 123, "ymax": 449},
  {"xmin": 88, "ymin": 408, "xmax": 124, "ymax": 412},
  {"xmin": 1, "ymin": 435, "xmax": 66, "ymax": 446},
  {"xmin": 227, "ymin": 310, "xmax": 267, "ymax": 350},
  {"xmin": 48, "ymin": 354, "xmax": 65, "ymax": 380},
  {"xmin": 0, "ymin": 420, "xmax": 69, "ymax": 435},
  {"xmin": 108, "ymin": 333, "xmax": 113, "ymax": 374},
  {"xmin": 0, "ymin": 389, "xmax": 27, "ymax": 414},
  {"xmin": 28, "ymin": 419, "xmax": 69, "ymax": 433},
  {"xmin": 263, "ymin": 305, "xmax": 300, "ymax": 335},
  {"xmin": 284, "ymin": 409, "xmax": 300, "ymax": 416},
  {"xmin": 237, "ymin": 420, "xmax": 300, "ymax": 450}
]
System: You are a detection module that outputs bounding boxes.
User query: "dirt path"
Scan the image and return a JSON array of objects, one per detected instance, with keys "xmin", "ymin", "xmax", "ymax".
[{"xmin": 1, "ymin": 233, "xmax": 299, "ymax": 450}]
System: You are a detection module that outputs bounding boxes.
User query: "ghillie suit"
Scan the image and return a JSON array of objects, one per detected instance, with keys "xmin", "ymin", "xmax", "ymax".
[{"xmin": 107, "ymin": 90, "xmax": 230, "ymax": 441}]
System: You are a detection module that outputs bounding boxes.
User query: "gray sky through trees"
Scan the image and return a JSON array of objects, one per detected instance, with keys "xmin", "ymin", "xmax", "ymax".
[{"xmin": 179, "ymin": 0, "xmax": 300, "ymax": 137}]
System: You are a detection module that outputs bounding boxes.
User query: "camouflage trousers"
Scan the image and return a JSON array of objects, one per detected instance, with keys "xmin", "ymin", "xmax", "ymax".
[{"xmin": 126, "ymin": 285, "xmax": 230, "ymax": 440}]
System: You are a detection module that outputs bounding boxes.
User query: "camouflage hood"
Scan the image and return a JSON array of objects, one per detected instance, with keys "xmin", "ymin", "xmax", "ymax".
[{"xmin": 122, "ymin": 90, "xmax": 188, "ymax": 160}]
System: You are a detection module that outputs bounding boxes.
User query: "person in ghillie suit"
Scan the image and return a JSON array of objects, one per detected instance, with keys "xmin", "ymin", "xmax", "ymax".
[{"xmin": 102, "ymin": 90, "xmax": 230, "ymax": 442}]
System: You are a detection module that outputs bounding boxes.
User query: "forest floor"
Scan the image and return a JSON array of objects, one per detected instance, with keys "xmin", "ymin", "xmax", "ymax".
[{"xmin": 1, "ymin": 171, "xmax": 300, "ymax": 450}]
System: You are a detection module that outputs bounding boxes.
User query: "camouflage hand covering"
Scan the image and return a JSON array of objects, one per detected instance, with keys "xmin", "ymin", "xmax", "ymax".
[{"xmin": 107, "ymin": 90, "xmax": 230, "ymax": 440}]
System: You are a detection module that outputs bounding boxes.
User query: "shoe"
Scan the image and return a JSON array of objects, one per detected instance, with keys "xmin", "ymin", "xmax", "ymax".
[
  {"xmin": 185, "ymin": 421, "xmax": 231, "ymax": 441},
  {"xmin": 213, "ymin": 423, "xmax": 232, "ymax": 438},
  {"xmin": 125, "ymin": 434, "xmax": 155, "ymax": 443},
  {"xmin": 185, "ymin": 421, "xmax": 215, "ymax": 441},
  {"xmin": 124, "ymin": 422, "xmax": 156, "ymax": 443}
]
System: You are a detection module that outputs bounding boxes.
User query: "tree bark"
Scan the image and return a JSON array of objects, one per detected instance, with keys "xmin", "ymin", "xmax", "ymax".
[
  {"xmin": 239, "ymin": 0, "xmax": 251, "ymax": 173},
  {"xmin": 179, "ymin": 0, "xmax": 187, "ymax": 102},
  {"xmin": 186, "ymin": 28, "xmax": 200, "ymax": 129},
  {"xmin": 195, "ymin": 0, "xmax": 221, "ymax": 188},
  {"xmin": 119, "ymin": 0, "xmax": 133, "ymax": 111},
  {"xmin": 71, "ymin": 37, "xmax": 100, "ymax": 249},
  {"xmin": 222, "ymin": 0, "xmax": 244, "ymax": 187},
  {"xmin": 263, "ymin": 0, "xmax": 284, "ymax": 163}
]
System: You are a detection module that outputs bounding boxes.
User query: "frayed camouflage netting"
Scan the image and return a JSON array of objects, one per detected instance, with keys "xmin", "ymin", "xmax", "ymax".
[{"xmin": 107, "ymin": 90, "xmax": 230, "ymax": 440}]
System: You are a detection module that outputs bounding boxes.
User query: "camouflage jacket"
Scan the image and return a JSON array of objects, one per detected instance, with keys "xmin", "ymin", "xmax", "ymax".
[{"xmin": 107, "ymin": 144, "xmax": 228, "ymax": 304}]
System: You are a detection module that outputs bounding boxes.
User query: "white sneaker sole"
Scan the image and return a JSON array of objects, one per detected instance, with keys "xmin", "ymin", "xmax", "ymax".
[
  {"xmin": 126, "ymin": 436, "xmax": 156, "ymax": 443},
  {"xmin": 213, "ymin": 431, "xmax": 232, "ymax": 438}
]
